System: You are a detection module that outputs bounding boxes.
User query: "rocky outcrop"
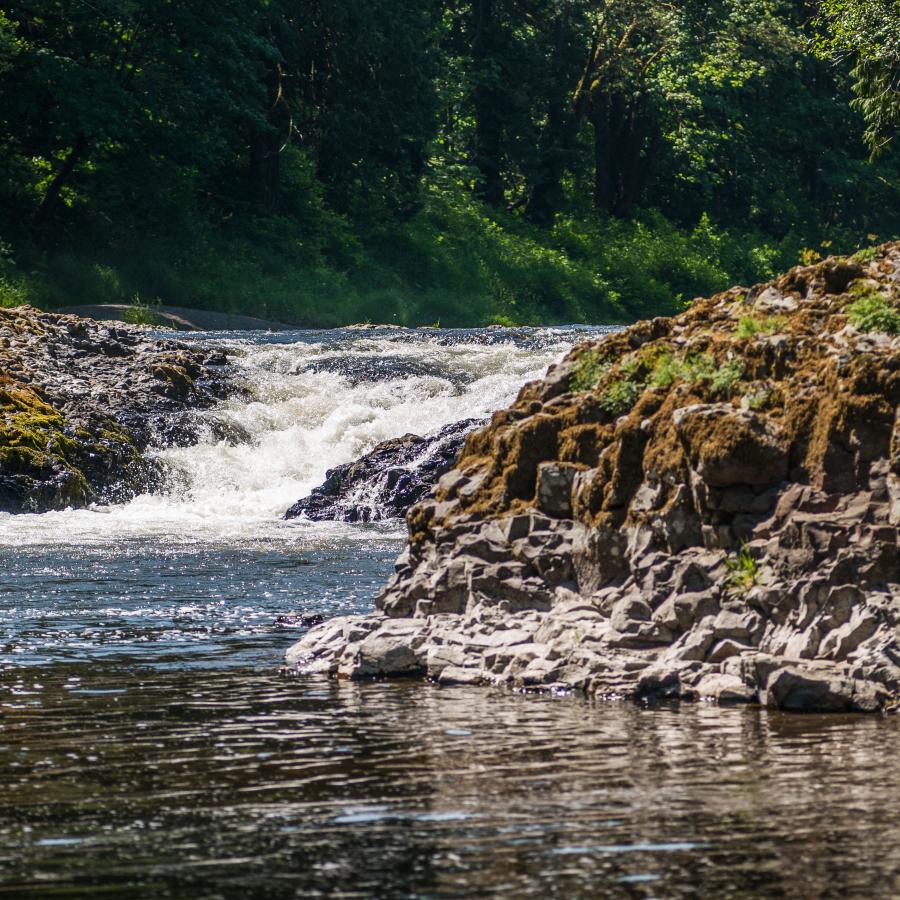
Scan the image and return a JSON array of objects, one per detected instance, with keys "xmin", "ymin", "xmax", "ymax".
[
  {"xmin": 286, "ymin": 243, "xmax": 900, "ymax": 713},
  {"xmin": 0, "ymin": 306, "xmax": 230, "ymax": 512},
  {"xmin": 285, "ymin": 419, "xmax": 482, "ymax": 522}
]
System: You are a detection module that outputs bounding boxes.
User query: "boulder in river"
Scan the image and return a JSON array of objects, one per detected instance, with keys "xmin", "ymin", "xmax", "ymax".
[
  {"xmin": 0, "ymin": 306, "xmax": 232, "ymax": 513},
  {"xmin": 286, "ymin": 243, "xmax": 900, "ymax": 713},
  {"xmin": 285, "ymin": 418, "xmax": 483, "ymax": 522}
]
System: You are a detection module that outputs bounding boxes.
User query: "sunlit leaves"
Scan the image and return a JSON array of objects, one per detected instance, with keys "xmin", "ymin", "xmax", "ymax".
[{"xmin": 816, "ymin": 0, "xmax": 900, "ymax": 155}]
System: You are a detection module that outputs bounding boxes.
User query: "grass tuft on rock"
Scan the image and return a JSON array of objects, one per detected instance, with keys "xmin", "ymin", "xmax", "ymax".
[
  {"xmin": 726, "ymin": 544, "xmax": 763, "ymax": 593},
  {"xmin": 735, "ymin": 315, "xmax": 785, "ymax": 339},
  {"xmin": 122, "ymin": 295, "xmax": 163, "ymax": 327}
]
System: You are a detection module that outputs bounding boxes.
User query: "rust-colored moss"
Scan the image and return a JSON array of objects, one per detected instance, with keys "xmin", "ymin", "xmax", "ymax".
[{"xmin": 425, "ymin": 242, "xmax": 900, "ymax": 536}]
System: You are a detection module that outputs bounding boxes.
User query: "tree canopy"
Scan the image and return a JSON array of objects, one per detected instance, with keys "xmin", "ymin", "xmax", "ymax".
[
  {"xmin": 817, "ymin": 0, "xmax": 900, "ymax": 157},
  {"xmin": 0, "ymin": 0, "xmax": 897, "ymax": 325}
]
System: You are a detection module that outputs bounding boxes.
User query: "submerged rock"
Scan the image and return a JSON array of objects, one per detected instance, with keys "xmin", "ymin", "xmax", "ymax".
[
  {"xmin": 286, "ymin": 243, "xmax": 900, "ymax": 713},
  {"xmin": 285, "ymin": 419, "xmax": 482, "ymax": 522},
  {"xmin": 0, "ymin": 306, "xmax": 231, "ymax": 512}
]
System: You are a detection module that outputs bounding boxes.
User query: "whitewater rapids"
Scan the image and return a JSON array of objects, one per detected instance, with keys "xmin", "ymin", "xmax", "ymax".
[{"xmin": 1, "ymin": 326, "xmax": 612, "ymax": 547}]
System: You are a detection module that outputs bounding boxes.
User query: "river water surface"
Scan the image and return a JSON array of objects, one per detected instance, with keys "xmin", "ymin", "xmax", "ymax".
[{"xmin": 3, "ymin": 327, "xmax": 900, "ymax": 898}]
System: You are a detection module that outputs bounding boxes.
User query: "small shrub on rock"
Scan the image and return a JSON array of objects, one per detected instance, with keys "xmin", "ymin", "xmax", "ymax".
[
  {"xmin": 706, "ymin": 358, "xmax": 744, "ymax": 395},
  {"xmin": 847, "ymin": 292, "xmax": 900, "ymax": 334},
  {"xmin": 851, "ymin": 246, "xmax": 878, "ymax": 264},
  {"xmin": 570, "ymin": 350, "xmax": 610, "ymax": 392},
  {"xmin": 123, "ymin": 294, "xmax": 162, "ymax": 327},
  {"xmin": 741, "ymin": 387, "xmax": 773, "ymax": 411},
  {"xmin": 648, "ymin": 352, "xmax": 744, "ymax": 396},
  {"xmin": 599, "ymin": 378, "xmax": 643, "ymax": 415},
  {"xmin": 726, "ymin": 544, "xmax": 762, "ymax": 593},
  {"xmin": 648, "ymin": 351, "xmax": 680, "ymax": 388}
]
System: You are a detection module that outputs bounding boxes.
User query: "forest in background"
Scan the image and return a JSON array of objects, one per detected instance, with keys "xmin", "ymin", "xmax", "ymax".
[{"xmin": 0, "ymin": 0, "xmax": 897, "ymax": 327}]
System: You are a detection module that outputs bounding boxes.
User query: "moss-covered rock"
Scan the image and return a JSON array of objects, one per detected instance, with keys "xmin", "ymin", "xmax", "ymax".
[
  {"xmin": 0, "ymin": 307, "xmax": 231, "ymax": 512},
  {"xmin": 286, "ymin": 242, "xmax": 900, "ymax": 714},
  {"xmin": 419, "ymin": 243, "xmax": 900, "ymax": 538}
]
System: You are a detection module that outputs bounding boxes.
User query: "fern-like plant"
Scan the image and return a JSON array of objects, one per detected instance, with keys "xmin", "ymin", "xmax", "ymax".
[{"xmin": 847, "ymin": 292, "xmax": 900, "ymax": 335}]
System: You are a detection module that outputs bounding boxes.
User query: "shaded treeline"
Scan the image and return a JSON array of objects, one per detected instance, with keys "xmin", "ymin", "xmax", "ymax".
[{"xmin": 0, "ymin": 0, "xmax": 897, "ymax": 325}]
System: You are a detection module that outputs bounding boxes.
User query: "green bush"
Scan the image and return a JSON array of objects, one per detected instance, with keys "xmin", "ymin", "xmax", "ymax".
[
  {"xmin": 649, "ymin": 351, "xmax": 744, "ymax": 396},
  {"xmin": 0, "ymin": 276, "xmax": 27, "ymax": 308},
  {"xmin": 851, "ymin": 246, "xmax": 878, "ymax": 264},
  {"xmin": 706, "ymin": 358, "xmax": 745, "ymax": 395},
  {"xmin": 0, "ymin": 240, "xmax": 30, "ymax": 308},
  {"xmin": 570, "ymin": 350, "xmax": 611, "ymax": 392},
  {"xmin": 3, "ymin": 174, "xmax": 888, "ymax": 328},
  {"xmin": 38, "ymin": 256, "xmax": 125, "ymax": 307},
  {"xmin": 122, "ymin": 294, "xmax": 162, "ymax": 326},
  {"xmin": 599, "ymin": 378, "xmax": 643, "ymax": 415}
]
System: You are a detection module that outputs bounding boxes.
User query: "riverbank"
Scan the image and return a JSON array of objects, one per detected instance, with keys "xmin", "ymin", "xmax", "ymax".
[
  {"xmin": 59, "ymin": 304, "xmax": 294, "ymax": 332},
  {"xmin": 287, "ymin": 243, "xmax": 900, "ymax": 713},
  {"xmin": 0, "ymin": 198, "xmax": 839, "ymax": 329}
]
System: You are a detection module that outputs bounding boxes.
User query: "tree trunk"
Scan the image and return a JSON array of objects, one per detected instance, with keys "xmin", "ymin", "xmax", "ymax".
[
  {"xmin": 591, "ymin": 92, "xmax": 651, "ymax": 218},
  {"xmin": 613, "ymin": 107, "xmax": 642, "ymax": 217},
  {"xmin": 250, "ymin": 130, "xmax": 281, "ymax": 214},
  {"xmin": 249, "ymin": 54, "xmax": 284, "ymax": 215},
  {"xmin": 525, "ymin": 11, "xmax": 572, "ymax": 227},
  {"xmin": 591, "ymin": 100, "xmax": 613, "ymax": 213},
  {"xmin": 32, "ymin": 133, "xmax": 88, "ymax": 226}
]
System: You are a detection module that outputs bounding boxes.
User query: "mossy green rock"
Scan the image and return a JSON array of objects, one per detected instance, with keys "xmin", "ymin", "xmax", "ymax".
[{"xmin": 0, "ymin": 307, "xmax": 231, "ymax": 513}]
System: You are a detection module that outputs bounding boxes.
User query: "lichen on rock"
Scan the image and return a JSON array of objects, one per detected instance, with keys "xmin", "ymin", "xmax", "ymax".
[{"xmin": 286, "ymin": 242, "xmax": 900, "ymax": 713}]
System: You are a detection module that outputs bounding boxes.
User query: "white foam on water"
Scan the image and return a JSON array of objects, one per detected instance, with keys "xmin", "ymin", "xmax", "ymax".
[{"xmin": 1, "ymin": 327, "xmax": 603, "ymax": 547}]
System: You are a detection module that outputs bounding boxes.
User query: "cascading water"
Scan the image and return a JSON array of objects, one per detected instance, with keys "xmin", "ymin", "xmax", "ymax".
[
  {"xmin": 1, "ymin": 325, "xmax": 608, "ymax": 546},
  {"xmin": 0, "ymin": 325, "xmax": 610, "ymax": 668}
]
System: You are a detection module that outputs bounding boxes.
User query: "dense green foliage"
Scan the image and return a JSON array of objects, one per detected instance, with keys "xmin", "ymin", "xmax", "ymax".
[
  {"xmin": 0, "ymin": 1, "xmax": 898, "ymax": 325},
  {"xmin": 817, "ymin": 0, "xmax": 900, "ymax": 157},
  {"xmin": 847, "ymin": 290, "xmax": 900, "ymax": 334}
]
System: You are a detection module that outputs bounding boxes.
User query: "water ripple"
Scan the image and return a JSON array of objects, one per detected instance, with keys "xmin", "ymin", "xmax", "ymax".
[{"xmin": 1, "ymin": 676, "xmax": 899, "ymax": 897}]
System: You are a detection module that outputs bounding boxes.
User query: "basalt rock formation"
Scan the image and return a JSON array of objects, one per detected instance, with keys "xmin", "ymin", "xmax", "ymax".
[
  {"xmin": 287, "ymin": 243, "xmax": 900, "ymax": 713},
  {"xmin": 0, "ymin": 306, "xmax": 230, "ymax": 512},
  {"xmin": 285, "ymin": 419, "xmax": 482, "ymax": 522}
]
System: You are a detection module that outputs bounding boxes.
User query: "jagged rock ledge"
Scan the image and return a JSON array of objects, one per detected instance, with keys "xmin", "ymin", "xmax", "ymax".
[
  {"xmin": 286, "ymin": 243, "xmax": 900, "ymax": 713},
  {"xmin": 285, "ymin": 418, "xmax": 483, "ymax": 522},
  {"xmin": 0, "ymin": 306, "xmax": 231, "ymax": 512}
]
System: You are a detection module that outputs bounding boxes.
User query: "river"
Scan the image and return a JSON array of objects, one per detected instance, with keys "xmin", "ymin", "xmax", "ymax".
[{"xmin": 2, "ymin": 326, "xmax": 900, "ymax": 898}]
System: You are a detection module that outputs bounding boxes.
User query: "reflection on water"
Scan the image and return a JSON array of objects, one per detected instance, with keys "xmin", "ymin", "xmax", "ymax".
[
  {"xmin": 2, "ymin": 673, "xmax": 900, "ymax": 898},
  {"xmin": 0, "ymin": 529, "xmax": 402, "ymax": 670}
]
